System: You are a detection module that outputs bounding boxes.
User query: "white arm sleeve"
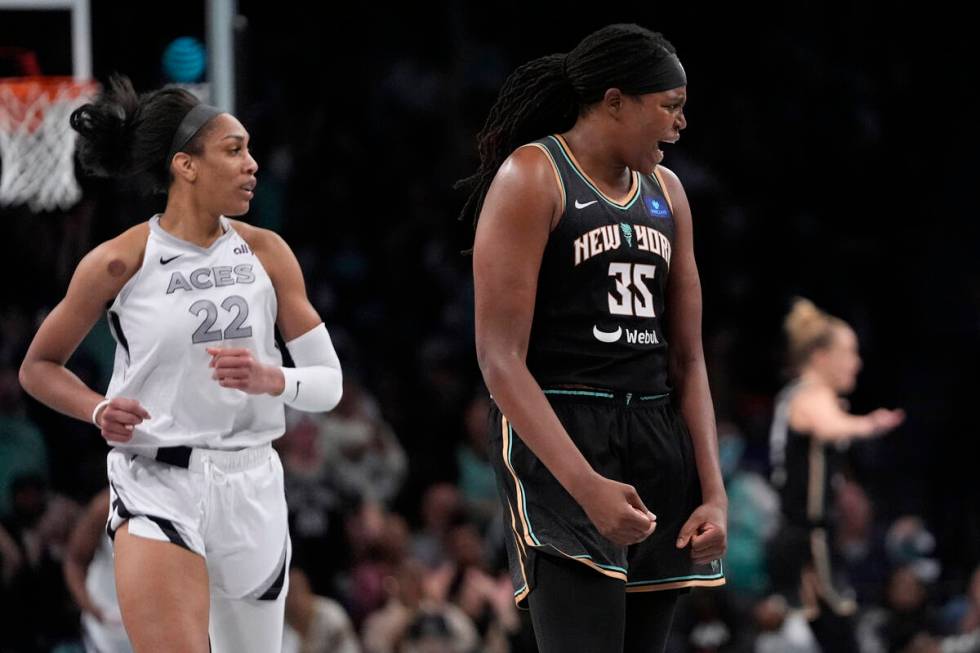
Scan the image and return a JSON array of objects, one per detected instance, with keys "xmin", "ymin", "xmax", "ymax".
[{"xmin": 280, "ymin": 323, "xmax": 343, "ymax": 412}]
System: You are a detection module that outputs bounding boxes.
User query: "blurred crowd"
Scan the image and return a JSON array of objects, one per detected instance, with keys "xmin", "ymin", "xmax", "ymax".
[{"xmin": 2, "ymin": 359, "xmax": 980, "ymax": 652}]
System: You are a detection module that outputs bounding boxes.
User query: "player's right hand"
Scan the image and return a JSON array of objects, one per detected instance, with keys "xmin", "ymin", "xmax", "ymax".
[
  {"xmin": 868, "ymin": 408, "xmax": 905, "ymax": 435},
  {"xmin": 95, "ymin": 397, "xmax": 151, "ymax": 443},
  {"xmin": 578, "ymin": 475, "xmax": 656, "ymax": 546}
]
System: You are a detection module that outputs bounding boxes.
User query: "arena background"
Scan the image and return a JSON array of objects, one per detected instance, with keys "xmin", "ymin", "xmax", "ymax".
[{"xmin": 1, "ymin": 2, "xmax": 978, "ymax": 651}]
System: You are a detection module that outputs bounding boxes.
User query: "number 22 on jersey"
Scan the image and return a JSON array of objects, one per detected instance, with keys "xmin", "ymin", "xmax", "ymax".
[{"xmin": 189, "ymin": 295, "xmax": 253, "ymax": 344}]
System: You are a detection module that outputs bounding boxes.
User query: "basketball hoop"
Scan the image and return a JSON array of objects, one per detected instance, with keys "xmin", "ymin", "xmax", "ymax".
[{"xmin": 0, "ymin": 76, "xmax": 99, "ymax": 212}]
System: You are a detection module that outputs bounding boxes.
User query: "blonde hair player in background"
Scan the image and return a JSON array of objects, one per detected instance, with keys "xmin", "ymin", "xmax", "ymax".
[{"xmin": 768, "ymin": 297, "xmax": 904, "ymax": 653}]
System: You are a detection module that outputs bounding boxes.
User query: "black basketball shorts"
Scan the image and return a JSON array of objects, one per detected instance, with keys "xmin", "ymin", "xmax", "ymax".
[{"xmin": 489, "ymin": 389, "xmax": 725, "ymax": 608}]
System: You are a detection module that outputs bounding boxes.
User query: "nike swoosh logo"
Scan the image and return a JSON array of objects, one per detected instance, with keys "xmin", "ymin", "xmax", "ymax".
[
  {"xmin": 293, "ymin": 380, "xmax": 301, "ymax": 401},
  {"xmin": 575, "ymin": 199, "xmax": 598, "ymax": 209},
  {"xmin": 592, "ymin": 325, "xmax": 622, "ymax": 343},
  {"xmin": 160, "ymin": 254, "xmax": 183, "ymax": 265}
]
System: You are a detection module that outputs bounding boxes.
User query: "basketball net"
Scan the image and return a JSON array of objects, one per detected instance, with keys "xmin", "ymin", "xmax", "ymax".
[{"xmin": 0, "ymin": 76, "xmax": 99, "ymax": 212}]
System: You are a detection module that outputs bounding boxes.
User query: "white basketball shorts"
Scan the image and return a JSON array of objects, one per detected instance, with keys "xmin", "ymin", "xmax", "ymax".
[{"xmin": 106, "ymin": 444, "xmax": 290, "ymax": 601}]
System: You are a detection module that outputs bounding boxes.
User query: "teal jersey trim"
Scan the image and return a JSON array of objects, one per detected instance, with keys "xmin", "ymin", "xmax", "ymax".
[{"xmin": 548, "ymin": 135, "xmax": 641, "ymax": 211}]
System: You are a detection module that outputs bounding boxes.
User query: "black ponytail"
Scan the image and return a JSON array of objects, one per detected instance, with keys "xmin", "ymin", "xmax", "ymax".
[
  {"xmin": 70, "ymin": 74, "xmax": 209, "ymax": 194},
  {"xmin": 454, "ymin": 53, "xmax": 577, "ymax": 228},
  {"xmin": 69, "ymin": 75, "xmax": 139, "ymax": 178}
]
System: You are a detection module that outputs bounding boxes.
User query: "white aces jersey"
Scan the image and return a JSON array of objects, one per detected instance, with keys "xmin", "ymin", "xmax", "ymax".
[{"xmin": 104, "ymin": 215, "xmax": 284, "ymax": 453}]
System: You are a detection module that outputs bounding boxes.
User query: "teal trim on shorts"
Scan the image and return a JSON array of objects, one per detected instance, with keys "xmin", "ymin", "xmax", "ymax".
[
  {"xmin": 542, "ymin": 388, "xmax": 671, "ymax": 404},
  {"xmin": 514, "ymin": 583, "xmax": 528, "ymax": 597},
  {"xmin": 508, "ymin": 422, "xmax": 542, "ymax": 546},
  {"xmin": 625, "ymin": 560, "xmax": 726, "ymax": 587},
  {"xmin": 542, "ymin": 389, "xmax": 615, "ymax": 399},
  {"xmin": 571, "ymin": 554, "xmax": 628, "ymax": 575}
]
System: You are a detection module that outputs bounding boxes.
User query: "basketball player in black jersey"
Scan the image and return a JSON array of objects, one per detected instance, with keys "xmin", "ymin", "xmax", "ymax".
[
  {"xmin": 768, "ymin": 298, "xmax": 904, "ymax": 652},
  {"xmin": 458, "ymin": 24, "xmax": 727, "ymax": 652}
]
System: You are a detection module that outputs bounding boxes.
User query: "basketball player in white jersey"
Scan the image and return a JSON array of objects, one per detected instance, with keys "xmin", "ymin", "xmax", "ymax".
[{"xmin": 19, "ymin": 76, "xmax": 343, "ymax": 653}]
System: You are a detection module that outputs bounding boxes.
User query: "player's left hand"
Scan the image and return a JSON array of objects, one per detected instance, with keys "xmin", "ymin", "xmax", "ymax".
[
  {"xmin": 207, "ymin": 347, "xmax": 284, "ymax": 395},
  {"xmin": 676, "ymin": 502, "xmax": 727, "ymax": 565}
]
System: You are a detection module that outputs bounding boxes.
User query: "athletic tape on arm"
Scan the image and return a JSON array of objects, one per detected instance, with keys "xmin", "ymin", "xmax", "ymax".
[{"xmin": 280, "ymin": 323, "xmax": 342, "ymax": 412}]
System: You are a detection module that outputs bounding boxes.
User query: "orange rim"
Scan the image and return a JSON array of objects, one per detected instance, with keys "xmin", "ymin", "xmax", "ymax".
[
  {"xmin": 0, "ymin": 76, "xmax": 99, "ymax": 132},
  {"xmin": 0, "ymin": 76, "xmax": 98, "ymax": 97}
]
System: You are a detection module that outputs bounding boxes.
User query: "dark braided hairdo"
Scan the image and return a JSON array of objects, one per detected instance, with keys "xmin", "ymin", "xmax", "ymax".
[{"xmin": 456, "ymin": 24, "xmax": 679, "ymax": 228}]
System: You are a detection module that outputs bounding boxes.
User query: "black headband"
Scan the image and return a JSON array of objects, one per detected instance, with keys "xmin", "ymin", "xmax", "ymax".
[
  {"xmin": 168, "ymin": 103, "xmax": 222, "ymax": 163},
  {"xmin": 632, "ymin": 53, "xmax": 687, "ymax": 94}
]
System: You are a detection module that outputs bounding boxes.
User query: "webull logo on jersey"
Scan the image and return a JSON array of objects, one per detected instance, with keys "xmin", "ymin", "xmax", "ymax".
[
  {"xmin": 592, "ymin": 324, "xmax": 660, "ymax": 345},
  {"xmin": 644, "ymin": 196, "xmax": 671, "ymax": 218},
  {"xmin": 166, "ymin": 264, "xmax": 256, "ymax": 294},
  {"xmin": 574, "ymin": 224, "xmax": 672, "ymax": 266}
]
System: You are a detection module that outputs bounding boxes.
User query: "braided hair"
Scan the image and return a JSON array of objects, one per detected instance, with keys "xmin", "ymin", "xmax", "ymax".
[{"xmin": 456, "ymin": 24, "xmax": 679, "ymax": 227}]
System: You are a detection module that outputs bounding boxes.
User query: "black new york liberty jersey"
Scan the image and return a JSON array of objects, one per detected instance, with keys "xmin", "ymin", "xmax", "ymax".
[
  {"xmin": 525, "ymin": 134, "xmax": 676, "ymax": 395},
  {"xmin": 770, "ymin": 382, "xmax": 845, "ymax": 529}
]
